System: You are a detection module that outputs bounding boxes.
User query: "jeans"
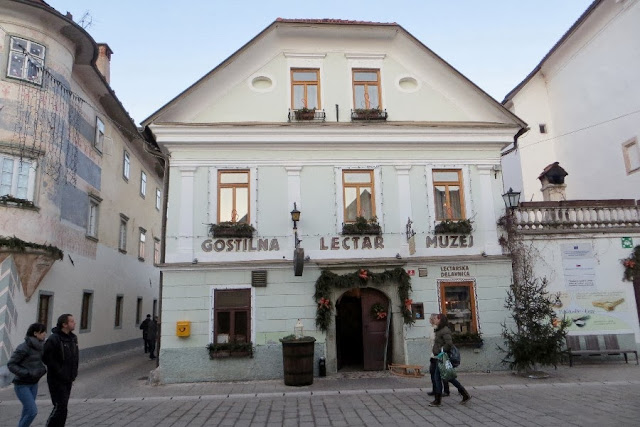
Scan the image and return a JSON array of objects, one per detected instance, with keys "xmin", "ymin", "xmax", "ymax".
[
  {"xmin": 432, "ymin": 359, "xmax": 463, "ymax": 394},
  {"xmin": 14, "ymin": 383, "xmax": 38, "ymax": 427},
  {"xmin": 45, "ymin": 379, "xmax": 72, "ymax": 427}
]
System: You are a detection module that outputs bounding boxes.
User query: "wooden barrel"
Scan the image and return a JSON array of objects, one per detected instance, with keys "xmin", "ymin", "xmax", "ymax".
[{"xmin": 280, "ymin": 338, "xmax": 316, "ymax": 386}]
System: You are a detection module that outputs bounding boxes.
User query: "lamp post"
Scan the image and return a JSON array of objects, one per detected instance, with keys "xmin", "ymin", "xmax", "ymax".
[
  {"xmin": 502, "ymin": 187, "xmax": 521, "ymax": 212},
  {"xmin": 290, "ymin": 203, "xmax": 301, "ymax": 248}
]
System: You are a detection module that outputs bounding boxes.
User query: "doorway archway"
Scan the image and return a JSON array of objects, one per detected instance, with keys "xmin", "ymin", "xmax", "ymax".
[{"xmin": 336, "ymin": 287, "xmax": 391, "ymax": 371}]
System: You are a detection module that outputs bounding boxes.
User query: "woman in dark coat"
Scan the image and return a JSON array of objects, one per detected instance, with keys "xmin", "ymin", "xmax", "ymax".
[
  {"xmin": 8, "ymin": 323, "xmax": 47, "ymax": 427},
  {"xmin": 429, "ymin": 314, "xmax": 471, "ymax": 407}
]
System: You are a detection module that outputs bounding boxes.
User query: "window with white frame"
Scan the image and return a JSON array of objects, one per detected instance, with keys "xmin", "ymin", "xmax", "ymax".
[
  {"xmin": 138, "ymin": 227, "xmax": 146, "ymax": 260},
  {"xmin": 118, "ymin": 214, "xmax": 128, "ymax": 253},
  {"xmin": 140, "ymin": 171, "xmax": 147, "ymax": 197},
  {"xmin": 123, "ymin": 151, "xmax": 130, "ymax": 180},
  {"xmin": 154, "ymin": 238, "xmax": 161, "ymax": 265},
  {"xmin": 622, "ymin": 138, "xmax": 640, "ymax": 174},
  {"xmin": 94, "ymin": 117, "xmax": 105, "ymax": 153},
  {"xmin": 87, "ymin": 195, "xmax": 101, "ymax": 239},
  {"xmin": 155, "ymin": 188, "xmax": 161, "ymax": 210},
  {"xmin": 7, "ymin": 36, "xmax": 45, "ymax": 85},
  {"xmin": 0, "ymin": 154, "xmax": 35, "ymax": 201}
]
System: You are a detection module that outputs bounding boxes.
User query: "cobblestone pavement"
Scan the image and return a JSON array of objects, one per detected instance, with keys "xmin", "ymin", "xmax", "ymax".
[{"xmin": 1, "ymin": 349, "xmax": 639, "ymax": 426}]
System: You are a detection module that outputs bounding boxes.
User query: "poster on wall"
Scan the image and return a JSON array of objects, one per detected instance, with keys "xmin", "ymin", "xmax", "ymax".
[
  {"xmin": 561, "ymin": 243, "xmax": 596, "ymax": 291},
  {"xmin": 553, "ymin": 291, "xmax": 634, "ymax": 333}
]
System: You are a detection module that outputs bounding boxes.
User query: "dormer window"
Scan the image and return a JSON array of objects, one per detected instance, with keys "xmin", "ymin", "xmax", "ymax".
[{"xmin": 7, "ymin": 37, "xmax": 45, "ymax": 85}]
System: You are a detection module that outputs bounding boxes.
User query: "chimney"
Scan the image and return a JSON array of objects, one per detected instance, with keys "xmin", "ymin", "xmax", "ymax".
[
  {"xmin": 538, "ymin": 162, "xmax": 568, "ymax": 201},
  {"xmin": 96, "ymin": 43, "xmax": 113, "ymax": 84}
]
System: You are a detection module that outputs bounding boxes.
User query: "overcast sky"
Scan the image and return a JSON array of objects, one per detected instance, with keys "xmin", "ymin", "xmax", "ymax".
[{"xmin": 44, "ymin": 0, "xmax": 593, "ymax": 125}]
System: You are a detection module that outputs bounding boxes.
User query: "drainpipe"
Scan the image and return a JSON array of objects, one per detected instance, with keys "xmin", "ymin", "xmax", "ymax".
[
  {"xmin": 142, "ymin": 132, "xmax": 170, "ymax": 369},
  {"xmin": 335, "ymin": 104, "xmax": 339, "ymax": 122},
  {"xmin": 501, "ymin": 126, "xmax": 529, "ymax": 157}
]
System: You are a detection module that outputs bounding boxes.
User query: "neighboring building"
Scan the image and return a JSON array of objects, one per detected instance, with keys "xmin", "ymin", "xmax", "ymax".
[
  {"xmin": 501, "ymin": 0, "xmax": 640, "ymax": 202},
  {"xmin": 501, "ymin": 0, "xmax": 640, "ymax": 353},
  {"xmin": 144, "ymin": 19, "xmax": 526, "ymax": 383},
  {"xmin": 0, "ymin": 0, "xmax": 164, "ymax": 377}
]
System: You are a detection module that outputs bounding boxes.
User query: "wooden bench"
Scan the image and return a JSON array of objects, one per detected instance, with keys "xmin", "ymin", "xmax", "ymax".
[
  {"xmin": 388, "ymin": 364, "xmax": 424, "ymax": 377},
  {"xmin": 566, "ymin": 334, "xmax": 639, "ymax": 367}
]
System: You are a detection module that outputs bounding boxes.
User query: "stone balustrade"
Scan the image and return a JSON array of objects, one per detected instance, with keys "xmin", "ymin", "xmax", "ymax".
[{"xmin": 513, "ymin": 201, "xmax": 640, "ymax": 233}]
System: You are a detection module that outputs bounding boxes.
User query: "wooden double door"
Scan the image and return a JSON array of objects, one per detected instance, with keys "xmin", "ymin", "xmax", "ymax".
[{"xmin": 336, "ymin": 288, "xmax": 391, "ymax": 371}]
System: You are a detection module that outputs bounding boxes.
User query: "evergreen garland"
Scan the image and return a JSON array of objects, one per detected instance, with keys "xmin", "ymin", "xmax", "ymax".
[
  {"xmin": 314, "ymin": 267, "xmax": 414, "ymax": 332},
  {"xmin": 621, "ymin": 245, "xmax": 640, "ymax": 281}
]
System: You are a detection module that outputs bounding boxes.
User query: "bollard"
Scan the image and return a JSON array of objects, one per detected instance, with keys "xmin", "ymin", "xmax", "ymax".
[{"xmin": 318, "ymin": 356, "xmax": 326, "ymax": 377}]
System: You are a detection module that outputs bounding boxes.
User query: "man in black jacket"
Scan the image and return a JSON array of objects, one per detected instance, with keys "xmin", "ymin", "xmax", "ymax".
[
  {"xmin": 140, "ymin": 314, "xmax": 151, "ymax": 353},
  {"xmin": 43, "ymin": 314, "xmax": 79, "ymax": 427}
]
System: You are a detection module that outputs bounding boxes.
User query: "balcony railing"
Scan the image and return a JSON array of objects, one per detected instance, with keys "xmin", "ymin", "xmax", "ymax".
[
  {"xmin": 288, "ymin": 109, "xmax": 326, "ymax": 122},
  {"xmin": 513, "ymin": 200, "xmax": 640, "ymax": 233}
]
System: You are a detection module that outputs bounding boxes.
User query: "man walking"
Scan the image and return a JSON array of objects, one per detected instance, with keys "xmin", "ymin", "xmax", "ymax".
[
  {"xmin": 148, "ymin": 316, "xmax": 158, "ymax": 360},
  {"xmin": 43, "ymin": 314, "xmax": 79, "ymax": 427},
  {"xmin": 140, "ymin": 314, "xmax": 151, "ymax": 353}
]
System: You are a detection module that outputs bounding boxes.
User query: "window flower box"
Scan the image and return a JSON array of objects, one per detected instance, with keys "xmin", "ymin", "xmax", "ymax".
[
  {"xmin": 434, "ymin": 219, "xmax": 473, "ymax": 235},
  {"xmin": 294, "ymin": 107, "xmax": 316, "ymax": 121},
  {"xmin": 0, "ymin": 195, "xmax": 36, "ymax": 210},
  {"xmin": 209, "ymin": 222, "xmax": 256, "ymax": 238},
  {"xmin": 342, "ymin": 216, "xmax": 381, "ymax": 235},
  {"xmin": 351, "ymin": 108, "xmax": 387, "ymax": 121},
  {"xmin": 207, "ymin": 341, "xmax": 253, "ymax": 359},
  {"xmin": 452, "ymin": 332, "xmax": 483, "ymax": 348}
]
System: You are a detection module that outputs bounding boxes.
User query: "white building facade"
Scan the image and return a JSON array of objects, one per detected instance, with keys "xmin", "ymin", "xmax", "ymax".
[
  {"xmin": 0, "ymin": 0, "xmax": 163, "ymax": 379},
  {"xmin": 501, "ymin": 0, "xmax": 640, "ymax": 354},
  {"xmin": 145, "ymin": 19, "xmax": 526, "ymax": 383}
]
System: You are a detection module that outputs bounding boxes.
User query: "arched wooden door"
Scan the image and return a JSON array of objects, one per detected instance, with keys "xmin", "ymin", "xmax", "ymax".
[{"xmin": 336, "ymin": 288, "xmax": 390, "ymax": 371}]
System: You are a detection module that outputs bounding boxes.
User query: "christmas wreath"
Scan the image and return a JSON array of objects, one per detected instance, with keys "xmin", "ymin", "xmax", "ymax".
[
  {"xmin": 314, "ymin": 267, "xmax": 414, "ymax": 332},
  {"xmin": 622, "ymin": 245, "xmax": 640, "ymax": 281},
  {"xmin": 370, "ymin": 303, "xmax": 387, "ymax": 320}
]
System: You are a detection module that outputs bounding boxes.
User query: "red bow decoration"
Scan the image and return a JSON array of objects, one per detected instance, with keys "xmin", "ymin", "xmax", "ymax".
[
  {"xmin": 404, "ymin": 298, "xmax": 413, "ymax": 311},
  {"xmin": 318, "ymin": 297, "xmax": 331, "ymax": 309},
  {"xmin": 358, "ymin": 269, "xmax": 369, "ymax": 280},
  {"xmin": 376, "ymin": 311, "xmax": 387, "ymax": 320},
  {"xmin": 624, "ymin": 259, "xmax": 636, "ymax": 268}
]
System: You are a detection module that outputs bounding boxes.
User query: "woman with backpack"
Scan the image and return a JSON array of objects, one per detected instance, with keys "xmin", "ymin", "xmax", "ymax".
[
  {"xmin": 428, "ymin": 313, "xmax": 471, "ymax": 407},
  {"xmin": 7, "ymin": 323, "xmax": 48, "ymax": 427}
]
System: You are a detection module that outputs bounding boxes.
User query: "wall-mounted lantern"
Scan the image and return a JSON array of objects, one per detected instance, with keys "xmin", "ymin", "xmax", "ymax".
[{"xmin": 502, "ymin": 187, "xmax": 521, "ymax": 211}]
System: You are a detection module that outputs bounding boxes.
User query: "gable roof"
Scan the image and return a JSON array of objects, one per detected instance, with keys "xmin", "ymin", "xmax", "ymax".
[
  {"xmin": 142, "ymin": 18, "xmax": 526, "ymax": 128},
  {"xmin": 502, "ymin": 0, "xmax": 601, "ymax": 104}
]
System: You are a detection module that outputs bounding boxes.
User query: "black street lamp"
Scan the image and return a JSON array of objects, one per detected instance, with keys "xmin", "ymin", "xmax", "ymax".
[{"xmin": 502, "ymin": 187, "xmax": 521, "ymax": 211}]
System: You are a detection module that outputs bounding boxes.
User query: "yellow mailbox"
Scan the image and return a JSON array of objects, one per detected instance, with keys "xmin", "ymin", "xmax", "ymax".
[{"xmin": 176, "ymin": 321, "xmax": 190, "ymax": 337}]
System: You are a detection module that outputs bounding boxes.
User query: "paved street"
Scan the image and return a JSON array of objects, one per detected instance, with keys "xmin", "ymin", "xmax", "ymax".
[{"xmin": 1, "ymin": 349, "xmax": 640, "ymax": 426}]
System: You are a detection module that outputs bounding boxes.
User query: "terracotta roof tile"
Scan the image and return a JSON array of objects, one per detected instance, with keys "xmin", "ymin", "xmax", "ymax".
[{"xmin": 276, "ymin": 18, "xmax": 397, "ymax": 26}]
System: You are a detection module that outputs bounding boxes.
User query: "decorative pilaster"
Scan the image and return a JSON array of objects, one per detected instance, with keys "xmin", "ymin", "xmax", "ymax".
[
  {"xmin": 476, "ymin": 165, "xmax": 502, "ymax": 255},
  {"xmin": 178, "ymin": 167, "xmax": 196, "ymax": 260},
  {"xmin": 286, "ymin": 167, "xmax": 302, "ymax": 250},
  {"xmin": 395, "ymin": 166, "xmax": 412, "ymax": 251}
]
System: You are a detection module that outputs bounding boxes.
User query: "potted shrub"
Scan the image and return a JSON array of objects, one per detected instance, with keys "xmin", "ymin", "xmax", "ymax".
[
  {"xmin": 434, "ymin": 219, "xmax": 473, "ymax": 235},
  {"xmin": 209, "ymin": 221, "xmax": 256, "ymax": 238},
  {"xmin": 207, "ymin": 340, "xmax": 253, "ymax": 359},
  {"xmin": 294, "ymin": 107, "xmax": 316, "ymax": 120},
  {"xmin": 452, "ymin": 332, "xmax": 483, "ymax": 348},
  {"xmin": 342, "ymin": 216, "xmax": 381, "ymax": 235}
]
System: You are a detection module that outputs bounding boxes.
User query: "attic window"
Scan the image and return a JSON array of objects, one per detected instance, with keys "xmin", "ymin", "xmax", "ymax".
[
  {"xmin": 539, "ymin": 124, "xmax": 547, "ymax": 134},
  {"xmin": 622, "ymin": 138, "xmax": 640, "ymax": 174}
]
